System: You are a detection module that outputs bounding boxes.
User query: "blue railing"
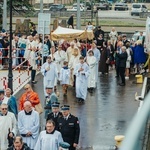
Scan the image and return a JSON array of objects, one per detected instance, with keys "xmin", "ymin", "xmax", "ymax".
[{"xmin": 120, "ymin": 77, "xmax": 150, "ymax": 150}]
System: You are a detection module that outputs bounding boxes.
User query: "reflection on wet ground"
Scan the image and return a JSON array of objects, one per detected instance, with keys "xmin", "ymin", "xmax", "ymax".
[{"xmin": 16, "ymin": 70, "xmax": 143, "ymax": 150}]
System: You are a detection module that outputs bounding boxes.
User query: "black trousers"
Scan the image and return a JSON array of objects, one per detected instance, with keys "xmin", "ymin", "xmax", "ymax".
[
  {"xmin": 31, "ymin": 69, "xmax": 36, "ymax": 81},
  {"xmin": 119, "ymin": 67, "xmax": 125, "ymax": 84},
  {"xmin": 116, "ymin": 65, "xmax": 119, "ymax": 77}
]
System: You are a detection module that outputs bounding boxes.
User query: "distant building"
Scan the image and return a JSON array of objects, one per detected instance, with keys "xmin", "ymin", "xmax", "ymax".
[{"xmin": 34, "ymin": 0, "xmax": 73, "ymax": 4}]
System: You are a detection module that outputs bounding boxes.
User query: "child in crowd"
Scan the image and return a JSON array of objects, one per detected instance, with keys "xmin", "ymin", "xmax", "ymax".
[{"xmin": 59, "ymin": 61, "xmax": 70, "ymax": 96}]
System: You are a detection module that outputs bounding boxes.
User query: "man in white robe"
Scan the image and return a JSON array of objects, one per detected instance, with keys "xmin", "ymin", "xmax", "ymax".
[
  {"xmin": 41, "ymin": 56, "xmax": 58, "ymax": 96},
  {"xmin": 0, "ymin": 104, "xmax": 17, "ymax": 150},
  {"xmin": 74, "ymin": 56, "xmax": 89, "ymax": 103},
  {"xmin": 18, "ymin": 101, "xmax": 39, "ymax": 150},
  {"xmin": 66, "ymin": 42, "xmax": 75, "ymax": 62},
  {"xmin": 54, "ymin": 45, "xmax": 67, "ymax": 75},
  {"xmin": 34, "ymin": 120, "xmax": 63, "ymax": 150},
  {"xmin": 91, "ymin": 41, "xmax": 100, "ymax": 85},
  {"xmin": 86, "ymin": 50, "xmax": 97, "ymax": 93}
]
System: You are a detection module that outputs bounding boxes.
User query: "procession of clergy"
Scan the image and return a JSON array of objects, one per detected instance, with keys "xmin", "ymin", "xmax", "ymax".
[{"xmin": 0, "ymin": 38, "xmax": 100, "ymax": 150}]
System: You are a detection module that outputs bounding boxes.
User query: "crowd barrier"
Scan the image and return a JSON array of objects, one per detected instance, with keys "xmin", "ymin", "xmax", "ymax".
[{"xmin": 0, "ymin": 57, "xmax": 32, "ymax": 94}]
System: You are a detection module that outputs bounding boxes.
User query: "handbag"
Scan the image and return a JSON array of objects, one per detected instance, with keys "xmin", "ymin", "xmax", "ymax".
[
  {"xmin": 106, "ymin": 59, "xmax": 110, "ymax": 64},
  {"xmin": 35, "ymin": 103, "xmax": 43, "ymax": 114}
]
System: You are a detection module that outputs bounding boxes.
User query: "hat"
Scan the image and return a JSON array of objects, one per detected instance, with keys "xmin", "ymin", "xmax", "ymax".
[
  {"xmin": 59, "ymin": 142, "xmax": 70, "ymax": 148},
  {"xmin": 0, "ymin": 89, "xmax": 4, "ymax": 94},
  {"xmin": 51, "ymin": 102, "xmax": 60, "ymax": 108},
  {"xmin": 61, "ymin": 105, "xmax": 70, "ymax": 111},
  {"xmin": 98, "ymin": 26, "xmax": 101, "ymax": 28},
  {"xmin": 45, "ymin": 86, "xmax": 53, "ymax": 89}
]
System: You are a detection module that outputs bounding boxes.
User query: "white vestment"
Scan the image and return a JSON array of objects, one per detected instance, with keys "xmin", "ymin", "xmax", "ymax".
[
  {"xmin": 54, "ymin": 50, "xmax": 67, "ymax": 73},
  {"xmin": 66, "ymin": 47, "xmax": 74, "ymax": 62},
  {"xmin": 68, "ymin": 55, "xmax": 80, "ymax": 86},
  {"xmin": 0, "ymin": 112, "xmax": 17, "ymax": 150},
  {"xmin": 41, "ymin": 62, "xmax": 58, "ymax": 95},
  {"xmin": 24, "ymin": 40, "xmax": 36, "ymax": 60},
  {"xmin": 59, "ymin": 68, "xmax": 70, "ymax": 85},
  {"xmin": 18, "ymin": 110, "xmax": 39, "ymax": 149},
  {"xmin": 34, "ymin": 130, "xmax": 63, "ymax": 150},
  {"xmin": 92, "ymin": 48, "xmax": 100, "ymax": 83},
  {"xmin": 74, "ymin": 62, "xmax": 89, "ymax": 100},
  {"xmin": 86, "ymin": 56, "xmax": 97, "ymax": 88}
]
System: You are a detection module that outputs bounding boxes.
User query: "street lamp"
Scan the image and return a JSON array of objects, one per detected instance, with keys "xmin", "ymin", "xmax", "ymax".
[{"xmin": 8, "ymin": 0, "xmax": 13, "ymax": 92}]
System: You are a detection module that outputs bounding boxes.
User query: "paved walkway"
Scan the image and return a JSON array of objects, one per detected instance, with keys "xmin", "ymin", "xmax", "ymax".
[{"xmin": 15, "ymin": 69, "xmax": 143, "ymax": 150}]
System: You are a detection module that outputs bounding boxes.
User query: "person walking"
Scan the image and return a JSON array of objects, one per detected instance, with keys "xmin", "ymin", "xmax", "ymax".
[
  {"xmin": 18, "ymin": 101, "xmax": 39, "ymax": 150},
  {"xmin": 116, "ymin": 46, "xmax": 128, "ymax": 86},
  {"xmin": 46, "ymin": 102, "xmax": 62, "ymax": 130},
  {"xmin": 74, "ymin": 56, "xmax": 89, "ymax": 103},
  {"xmin": 59, "ymin": 61, "xmax": 70, "ymax": 96},
  {"xmin": 19, "ymin": 84, "xmax": 40, "ymax": 110},
  {"xmin": 67, "ymin": 14, "xmax": 74, "ymax": 29},
  {"xmin": 44, "ymin": 86, "xmax": 58, "ymax": 118},
  {"xmin": 34, "ymin": 120, "xmax": 63, "ymax": 150},
  {"xmin": 86, "ymin": 50, "xmax": 97, "ymax": 93},
  {"xmin": 41, "ymin": 56, "xmax": 58, "ymax": 96},
  {"xmin": 0, "ymin": 104, "xmax": 17, "ymax": 150},
  {"xmin": 57, "ymin": 105, "xmax": 80, "ymax": 150}
]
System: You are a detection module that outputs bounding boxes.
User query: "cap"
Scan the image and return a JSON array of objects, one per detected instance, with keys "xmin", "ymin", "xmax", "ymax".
[
  {"xmin": 45, "ymin": 86, "xmax": 53, "ymax": 89},
  {"xmin": 59, "ymin": 142, "xmax": 70, "ymax": 148},
  {"xmin": 61, "ymin": 105, "xmax": 70, "ymax": 111},
  {"xmin": 51, "ymin": 102, "xmax": 60, "ymax": 108},
  {"xmin": 0, "ymin": 89, "xmax": 4, "ymax": 94}
]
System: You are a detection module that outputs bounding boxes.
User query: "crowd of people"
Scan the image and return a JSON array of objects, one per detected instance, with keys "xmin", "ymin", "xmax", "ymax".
[{"xmin": 0, "ymin": 23, "xmax": 148, "ymax": 149}]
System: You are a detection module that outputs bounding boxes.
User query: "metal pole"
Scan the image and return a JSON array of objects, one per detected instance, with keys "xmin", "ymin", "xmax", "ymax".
[
  {"xmin": 42, "ymin": 21, "xmax": 45, "ymax": 65},
  {"xmin": 40, "ymin": 0, "xmax": 43, "ymax": 13},
  {"xmin": 91, "ymin": 0, "xmax": 93, "ymax": 22},
  {"xmin": 77, "ymin": 0, "xmax": 81, "ymax": 29},
  {"xmin": 8, "ymin": 0, "xmax": 13, "ymax": 92},
  {"xmin": 3, "ymin": 0, "xmax": 7, "ymax": 30}
]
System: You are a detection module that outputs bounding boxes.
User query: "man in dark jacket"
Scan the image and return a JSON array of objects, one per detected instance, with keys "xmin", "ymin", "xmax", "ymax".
[
  {"xmin": 57, "ymin": 105, "xmax": 80, "ymax": 150},
  {"xmin": 46, "ymin": 102, "xmax": 63, "ymax": 130},
  {"xmin": 67, "ymin": 14, "xmax": 74, "ymax": 29},
  {"xmin": 7, "ymin": 136, "xmax": 31, "ymax": 150},
  {"xmin": 94, "ymin": 26, "xmax": 104, "ymax": 40},
  {"xmin": 116, "ymin": 46, "xmax": 127, "ymax": 86}
]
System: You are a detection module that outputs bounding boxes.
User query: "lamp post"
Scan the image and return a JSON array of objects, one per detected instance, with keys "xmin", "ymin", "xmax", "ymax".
[{"xmin": 8, "ymin": 0, "xmax": 13, "ymax": 92}]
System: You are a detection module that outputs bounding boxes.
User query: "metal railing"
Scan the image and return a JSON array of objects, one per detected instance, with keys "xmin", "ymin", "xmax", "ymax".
[{"xmin": 120, "ymin": 77, "xmax": 150, "ymax": 150}]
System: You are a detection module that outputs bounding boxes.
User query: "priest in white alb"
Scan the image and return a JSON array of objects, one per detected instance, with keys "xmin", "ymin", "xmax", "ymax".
[
  {"xmin": 34, "ymin": 120, "xmax": 63, "ymax": 150},
  {"xmin": 86, "ymin": 50, "xmax": 97, "ymax": 93},
  {"xmin": 18, "ymin": 101, "xmax": 39, "ymax": 150},
  {"xmin": 0, "ymin": 104, "xmax": 17, "ymax": 150},
  {"xmin": 74, "ymin": 56, "xmax": 89, "ymax": 103}
]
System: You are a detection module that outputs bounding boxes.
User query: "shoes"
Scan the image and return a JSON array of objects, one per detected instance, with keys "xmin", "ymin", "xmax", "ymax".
[
  {"xmin": 31, "ymin": 81, "xmax": 37, "ymax": 84},
  {"xmin": 119, "ymin": 83, "xmax": 125, "ymax": 86},
  {"xmin": 125, "ymin": 76, "xmax": 129, "ymax": 80},
  {"xmin": 78, "ymin": 98, "xmax": 84, "ymax": 103}
]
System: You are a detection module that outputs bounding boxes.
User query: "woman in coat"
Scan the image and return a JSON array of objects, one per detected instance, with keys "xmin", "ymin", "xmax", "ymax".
[{"xmin": 132, "ymin": 40, "xmax": 146, "ymax": 74}]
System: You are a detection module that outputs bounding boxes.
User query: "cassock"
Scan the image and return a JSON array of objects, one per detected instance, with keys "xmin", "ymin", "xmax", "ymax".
[
  {"xmin": 34, "ymin": 130, "xmax": 63, "ymax": 150},
  {"xmin": 54, "ymin": 50, "xmax": 67, "ymax": 73},
  {"xmin": 0, "ymin": 112, "xmax": 17, "ymax": 150},
  {"xmin": 18, "ymin": 110, "xmax": 39, "ymax": 149},
  {"xmin": 92, "ymin": 48, "xmax": 100, "ymax": 83},
  {"xmin": 74, "ymin": 62, "xmax": 89, "ymax": 100},
  {"xmin": 41, "ymin": 61, "xmax": 58, "ymax": 96},
  {"xmin": 59, "ymin": 67, "xmax": 70, "ymax": 85},
  {"xmin": 86, "ymin": 55, "xmax": 97, "ymax": 88}
]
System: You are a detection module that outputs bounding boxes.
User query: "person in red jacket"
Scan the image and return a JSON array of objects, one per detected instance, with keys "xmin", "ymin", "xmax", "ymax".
[{"xmin": 19, "ymin": 84, "xmax": 40, "ymax": 110}]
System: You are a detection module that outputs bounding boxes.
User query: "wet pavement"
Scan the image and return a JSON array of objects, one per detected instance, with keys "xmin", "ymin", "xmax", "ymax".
[{"xmin": 15, "ymin": 69, "xmax": 143, "ymax": 150}]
